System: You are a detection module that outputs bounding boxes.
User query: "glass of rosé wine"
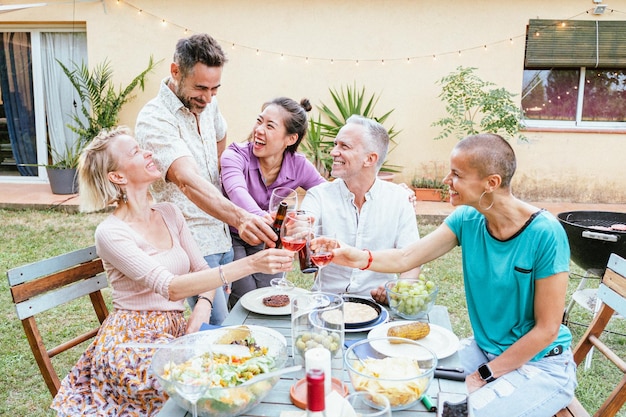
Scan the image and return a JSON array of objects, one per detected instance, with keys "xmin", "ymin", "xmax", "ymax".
[
  {"xmin": 270, "ymin": 211, "xmax": 313, "ymax": 290},
  {"xmin": 310, "ymin": 227, "xmax": 338, "ymax": 292}
]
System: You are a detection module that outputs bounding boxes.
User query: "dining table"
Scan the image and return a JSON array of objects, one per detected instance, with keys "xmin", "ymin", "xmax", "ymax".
[{"xmin": 157, "ymin": 299, "xmax": 467, "ymax": 417}]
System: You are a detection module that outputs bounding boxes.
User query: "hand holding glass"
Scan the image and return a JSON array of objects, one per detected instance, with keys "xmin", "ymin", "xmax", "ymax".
[{"xmin": 270, "ymin": 211, "xmax": 312, "ymax": 290}]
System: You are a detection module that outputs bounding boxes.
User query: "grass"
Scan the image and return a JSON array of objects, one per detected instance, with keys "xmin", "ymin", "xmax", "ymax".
[{"xmin": 0, "ymin": 209, "xmax": 624, "ymax": 416}]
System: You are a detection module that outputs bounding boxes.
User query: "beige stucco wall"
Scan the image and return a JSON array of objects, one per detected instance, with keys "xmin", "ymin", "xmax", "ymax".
[{"xmin": 2, "ymin": 0, "xmax": 625, "ymax": 202}]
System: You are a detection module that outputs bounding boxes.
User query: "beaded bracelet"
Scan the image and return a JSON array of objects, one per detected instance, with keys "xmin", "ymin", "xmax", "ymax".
[
  {"xmin": 219, "ymin": 265, "xmax": 231, "ymax": 294},
  {"xmin": 360, "ymin": 249, "xmax": 373, "ymax": 270},
  {"xmin": 197, "ymin": 295, "xmax": 213, "ymax": 308}
]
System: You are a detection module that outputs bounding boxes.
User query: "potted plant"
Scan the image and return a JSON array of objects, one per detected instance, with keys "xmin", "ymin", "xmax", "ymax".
[
  {"xmin": 411, "ymin": 176, "xmax": 449, "ymax": 202},
  {"xmin": 301, "ymin": 83, "xmax": 402, "ymax": 180},
  {"xmin": 410, "ymin": 161, "xmax": 449, "ymax": 202},
  {"xmin": 431, "ymin": 66, "xmax": 525, "ymax": 141},
  {"xmin": 46, "ymin": 56, "xmax": 158, "ymax": 194}
]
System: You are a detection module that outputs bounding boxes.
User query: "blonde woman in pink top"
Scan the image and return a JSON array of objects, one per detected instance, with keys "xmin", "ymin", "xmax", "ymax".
[{"xmin": 51, "ymin": 126, "xmax": 293, "ymax": 417}]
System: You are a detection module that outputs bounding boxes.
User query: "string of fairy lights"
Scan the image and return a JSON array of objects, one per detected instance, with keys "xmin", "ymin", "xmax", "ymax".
[{"xmin": 115, "ymin": 0, "xmax": 625, "ymax": 66}]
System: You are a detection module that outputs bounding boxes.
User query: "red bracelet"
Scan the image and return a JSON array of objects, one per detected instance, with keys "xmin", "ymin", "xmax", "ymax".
[{"xmin": 360, "ymin": 249, "xmax": 373, "ymax": 270}]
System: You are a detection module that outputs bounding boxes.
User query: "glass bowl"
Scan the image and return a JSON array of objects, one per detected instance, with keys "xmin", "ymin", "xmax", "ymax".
[
  {"xmin": 151, "ymin": 325, "xmax": 287, "ymax": 417},
  {"xmin": 344, "ymin": 337, "xmax": 437, "ymax": 411},
  {"xmin": 385, "ymin": 278, "xmax": 439, "ymax": 320}
]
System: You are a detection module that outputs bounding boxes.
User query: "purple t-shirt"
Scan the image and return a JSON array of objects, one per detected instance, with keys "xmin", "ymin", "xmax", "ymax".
[{"xmin": 220, "ymin": 142, "xmax": 325, "ymax": 231}]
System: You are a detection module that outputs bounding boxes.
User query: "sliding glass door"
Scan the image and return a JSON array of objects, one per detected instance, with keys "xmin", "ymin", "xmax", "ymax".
[{"xmin": 0, "ymin": 28, "xmax": 86, "ymax": 181}]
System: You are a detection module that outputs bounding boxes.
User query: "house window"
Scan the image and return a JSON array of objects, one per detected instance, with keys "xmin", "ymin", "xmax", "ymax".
[
  {"xmin": 521, "ymin": 19, "xmax": 626, "ymax": 128},
  {"xmin": 0, "ymin": 28, "xmax": 86, "ymax": 181}
]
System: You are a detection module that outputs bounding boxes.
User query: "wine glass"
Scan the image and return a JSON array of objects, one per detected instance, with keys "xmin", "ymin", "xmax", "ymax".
[
  {"xmin": 271, "ymin": 211, "xmax": 312, "ymax": 290},
  {"xmin": 268, "ymin": 187, "xmax": 298, "ymax": 218},
  {"xmin": 341, "ymin": 392, "xmax": 392, "ymax": 417},
  {"xmin": 165, "ymin": 345, "xmax": 213, "ymax": 417},
  {"xmin": 310, "ymin": 227, "xmax": 337, "ymax": 292}
]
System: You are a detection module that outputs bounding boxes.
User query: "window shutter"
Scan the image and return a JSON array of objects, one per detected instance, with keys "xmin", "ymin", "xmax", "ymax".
[{"xmin": 525, "ymin": 19, "xmax": 626, "ymax": 68}]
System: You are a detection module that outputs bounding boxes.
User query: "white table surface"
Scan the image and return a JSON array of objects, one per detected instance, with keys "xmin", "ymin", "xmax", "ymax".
[{"xmin": 157, "ymin": 302, "xmax": 467, "ymax": 416}]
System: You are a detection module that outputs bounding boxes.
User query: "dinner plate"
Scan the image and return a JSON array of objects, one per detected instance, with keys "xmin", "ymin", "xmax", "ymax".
[
  {"xmin": 368, "ymin": 321, "xmax": 460, "ymax": 359},
  {"xmin": 201, "ymin": 324, "xmax": 287, "ymax": 354},
  {"xmin": 344, "ymin": 308, "xmax": 389, "ymax": 333},
  {"xmin": 240, "ymin": 286, "xmax": 309, "ymax": 315}
]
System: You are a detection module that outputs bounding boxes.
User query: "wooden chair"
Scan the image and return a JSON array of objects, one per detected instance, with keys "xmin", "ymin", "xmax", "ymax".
[
  {"xmin": 6, "ymin": 246, "xmax": 109, "ymax": 397},
  {"xmin": 555, "ymin": 252, "xmax": 626, "ymax": 417}
]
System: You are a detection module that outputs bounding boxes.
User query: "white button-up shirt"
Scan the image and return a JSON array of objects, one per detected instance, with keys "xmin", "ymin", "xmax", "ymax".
[{"xmin": 301, "ymin": 178, "xmax": 420, "ymax": 296}]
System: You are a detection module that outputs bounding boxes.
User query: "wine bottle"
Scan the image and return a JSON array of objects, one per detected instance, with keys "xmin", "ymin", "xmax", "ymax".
[
  {"xmin": 306, "ymin": 368, "xmax": 327, "ymax": 417},
  {"xmin": 271, "ymin": 201, "xmax": 288, "ymax": 249},
  {"xmin": 298, "ymin": 241, "xmax": 319, "ymax": 274}
]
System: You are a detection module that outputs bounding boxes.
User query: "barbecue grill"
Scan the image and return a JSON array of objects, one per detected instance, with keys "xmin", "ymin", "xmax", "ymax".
[
  {"xmin": 557, "ymin": 211, "xmax": 626, "ymax": 368},
  {"xmin": 557, "ymin": 211, "xmax": 626, "ymax": 274}
]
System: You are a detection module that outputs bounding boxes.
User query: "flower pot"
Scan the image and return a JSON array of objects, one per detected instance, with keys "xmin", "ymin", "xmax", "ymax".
[
  {"xmin": 46, "ymin": 167, "xmax": 78, "ymax": 195},
  {"xmin": 413, "ymin": 187, "xmax": 447, "ymax": 202}
]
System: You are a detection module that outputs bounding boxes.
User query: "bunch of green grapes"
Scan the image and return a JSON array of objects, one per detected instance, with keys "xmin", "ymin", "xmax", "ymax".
[{"xmin": 387, "ymin": 276, "xmax": 437, "ymax": 318}]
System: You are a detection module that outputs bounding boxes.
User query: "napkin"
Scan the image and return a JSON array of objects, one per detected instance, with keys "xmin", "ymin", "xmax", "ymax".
[
  {"xmin": 199, "ymin": 323, "xmax": 222, "ymax": 331},
  {"xmin": 281, "ymin": 390, "xmax": 356, "ymax": 417}
]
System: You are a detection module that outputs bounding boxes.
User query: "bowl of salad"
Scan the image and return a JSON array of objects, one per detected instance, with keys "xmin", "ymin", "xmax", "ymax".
[{"xmin": 151, "ymin": 325, "xmax": 288, "ymax": 417}]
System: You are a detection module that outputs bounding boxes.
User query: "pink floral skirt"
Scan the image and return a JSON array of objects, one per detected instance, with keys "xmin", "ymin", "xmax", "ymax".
[{"xmin": 51, "ymin": 309, "xmax": 186, "ymax": 416}]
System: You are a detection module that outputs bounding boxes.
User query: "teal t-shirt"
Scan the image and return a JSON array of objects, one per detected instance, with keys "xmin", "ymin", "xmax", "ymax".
[{"xmin": 444, "ymin": 206, "xmax": 572, "ymax": 361}]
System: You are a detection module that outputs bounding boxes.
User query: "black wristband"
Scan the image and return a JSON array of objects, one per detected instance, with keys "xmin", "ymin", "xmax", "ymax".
[{"xmin": 197, "ymin": 295, "xmax": 213, "ymax": 308}]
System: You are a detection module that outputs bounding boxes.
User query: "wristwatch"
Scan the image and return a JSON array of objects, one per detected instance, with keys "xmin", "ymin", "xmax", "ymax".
[{"xmin": 478, "ymin": 363, "xmax": 496, "ymax": 383}]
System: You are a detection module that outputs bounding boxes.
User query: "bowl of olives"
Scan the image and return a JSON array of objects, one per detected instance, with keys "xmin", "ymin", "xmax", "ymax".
[{"xmin": 385, "ymin": 277, "xmax": 438, "ymax": 320}]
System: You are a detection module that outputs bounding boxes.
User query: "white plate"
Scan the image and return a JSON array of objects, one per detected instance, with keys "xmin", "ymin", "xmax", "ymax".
[
  {"xmin": 344, "ymin": 308, "xmax": 389, "ymax": 333},
  {"xmin": 367, "ymin": 321, "xmax": 460, "ymax": 359},
  {"xmin": 201, "ymin": 325, "xmax": 287, "ymax": 356},
  {"xmin": 240, "ymin": 287, "xmax": 309, "ymax": 315}
]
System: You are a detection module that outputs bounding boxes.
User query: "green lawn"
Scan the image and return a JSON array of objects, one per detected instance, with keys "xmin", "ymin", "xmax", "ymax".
[{"xmin": 0, "ymin": 209, "xmax": 624, "ymax": 416}]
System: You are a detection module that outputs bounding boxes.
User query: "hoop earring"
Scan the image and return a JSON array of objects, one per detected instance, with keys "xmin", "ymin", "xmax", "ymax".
[{"xmin": 478, "ymin": 191, "xmax": 494, "ymax": 211}]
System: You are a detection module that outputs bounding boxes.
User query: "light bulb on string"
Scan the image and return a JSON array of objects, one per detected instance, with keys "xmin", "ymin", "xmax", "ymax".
[{"xmin": 161, "ymin": 19, "xmax": 166, "ymax": 26}]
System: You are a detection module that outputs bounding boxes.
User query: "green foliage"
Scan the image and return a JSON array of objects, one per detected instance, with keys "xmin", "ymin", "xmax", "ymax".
[
  {"xmin": 298, "ymin": 115, "xmax": 334, "ymax": 179},
  {"xmin": 431, "ymin": 66, "xmax": 525, "ymax": 141},
  {"xmin": 54, "ymin": 56, "xmax": 159, "ymax": 168},
  {"xmin": 302, "ymin": 83, "xmax": 402, "ymax": 177},
  {"xmin": 411, "ymin": 177, "xmax": 447, "ymax": 189}
]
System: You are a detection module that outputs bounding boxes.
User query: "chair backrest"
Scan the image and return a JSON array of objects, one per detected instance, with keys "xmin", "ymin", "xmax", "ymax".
[
  {"xmin": 571, "ymin": 252, "xmax": 626, "ymax": 417},
  {"xmin": 6, "ymin": 246, "xmax": 109, "ymax": 397}
]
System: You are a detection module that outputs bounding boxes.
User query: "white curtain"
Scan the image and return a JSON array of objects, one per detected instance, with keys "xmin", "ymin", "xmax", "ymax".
[{"xmin": 41, "ymin": 32, "xmax": 87, "ymax": 164}]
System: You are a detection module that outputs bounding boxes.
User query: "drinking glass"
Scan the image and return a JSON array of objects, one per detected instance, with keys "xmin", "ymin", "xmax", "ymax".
[
  {"xmin": 268, "ymin": 187, "xmax": 298, "ymax": 218},
  {"xmin": 291, "ymin": 292, "xmax": 344, "ymax": 390},
  {"xmin": 310, "ymin": 227, "xmax": 338, "ymax": 292},
  {"xmin": 341, "ymin": 392, "xmax": 392, "ymax": 417},
  {"xmin": 270, "ymin": 211, "xmax": 313, "ymax": 290},
  {"xmin": 168, "ymin": 346, "xmax": 213, "ymax": 417}
]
